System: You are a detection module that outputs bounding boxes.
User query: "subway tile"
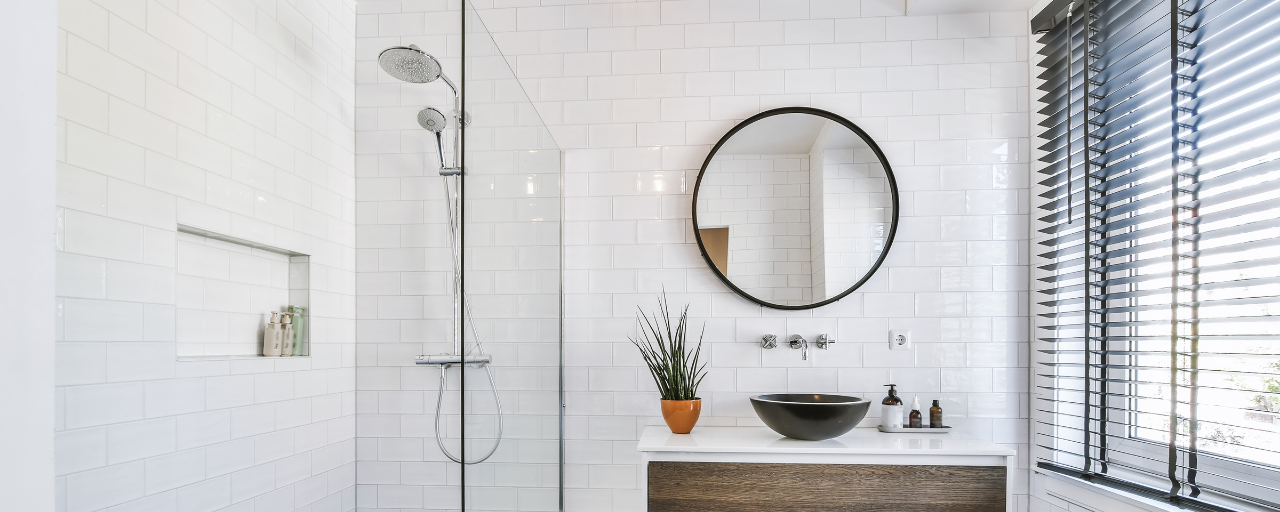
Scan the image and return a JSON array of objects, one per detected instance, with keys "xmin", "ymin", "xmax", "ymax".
[
  {"xmin": 939, "ymin": 13, "xmax": 991, "ymax": 39},
  {"xmin": 709, "ymin": 0, "xmax": 759, "ymax": 22},
  {"xmin": 734, "ymin": 21, "xmax": 784, "ymax": 46},
  {"xmin": 65, "ymin": 461, "xmax": 145, "ymax": 512},
  {"xmin": 56, "ymin": 427, "xmax": 108, "ymax": 476},
  {"xmin": 67, "ymin": 35, "xmax": 146, "ymax": 106},
  {"xmin": 108, "ymin": 97, "xmax": 179, "ymax": 157},
  {"xmin": 785, "ymin": 19, "xmax": 834, "ymax": 44},
  {"xmin": 65, "ymin": 123, "xmax": 145, "ymax": 184}
]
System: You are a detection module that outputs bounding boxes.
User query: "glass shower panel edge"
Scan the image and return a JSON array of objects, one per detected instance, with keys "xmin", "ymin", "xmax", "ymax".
[{"xmin": 461, "ymin": 3, "xmax": 564, "ymax": 511}]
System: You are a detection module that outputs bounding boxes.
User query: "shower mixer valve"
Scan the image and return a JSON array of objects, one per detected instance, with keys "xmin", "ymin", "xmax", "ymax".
[{"xmin": 416, "ymin": 354, "xmax": 492, "ymax": 367}]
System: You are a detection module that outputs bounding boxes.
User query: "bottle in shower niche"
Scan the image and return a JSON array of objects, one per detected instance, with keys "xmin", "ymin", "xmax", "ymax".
[
  {"xmin": 909, "ymin": 397, "xmax": 923, "ymax": 428},
  {"xmin": 263, "ymin": 312, "xmax": 283, "ymax": 357},
  {"xmin": 280, "ymin": 313, "xmax": 294, "ymax": 357},
  {"xmin": 289, "ymin": 305, "xmax": 307, "ymax": 356},
  {"xmin": 930, "ymin": 399, "xmax": 944, "ymax": 428},
  {"xmin": 881, "ymin": 384, "xmax": 904, "ymax": 429}
]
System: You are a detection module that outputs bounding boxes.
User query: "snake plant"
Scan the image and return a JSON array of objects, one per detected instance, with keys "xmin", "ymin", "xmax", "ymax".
[{"xmin": 630, "ymin": 293, "xmax": 708, "ymax": 401}]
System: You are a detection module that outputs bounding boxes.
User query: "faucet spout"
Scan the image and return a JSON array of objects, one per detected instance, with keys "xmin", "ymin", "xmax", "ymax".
[{"xmin": 787, "ymin": 335, "xmax": 808, "ymax": 360}]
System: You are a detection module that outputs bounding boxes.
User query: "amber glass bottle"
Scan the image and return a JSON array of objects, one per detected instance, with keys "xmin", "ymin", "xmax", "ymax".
[
  {"xmin": 908, "ymin": 397, "xmax": 922, "ymax": 428},
  {"xmin": 929, "ymin": 399, "xmax": 943, "ymax": 428},
  {"xmin": 881, "ymin": 384, "xmax": 904, "ymax": 429}
]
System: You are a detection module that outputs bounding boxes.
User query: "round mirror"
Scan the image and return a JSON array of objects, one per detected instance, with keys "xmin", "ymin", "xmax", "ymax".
[{"xmin": 693, "ymin": 107, "xmax": 899, "ymax": 309}]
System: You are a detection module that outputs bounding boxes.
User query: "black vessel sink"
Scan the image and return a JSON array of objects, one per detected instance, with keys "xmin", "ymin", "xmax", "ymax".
[{"xmin": 750, "ymin": 394, "xmax": 870, "ymax": 441}]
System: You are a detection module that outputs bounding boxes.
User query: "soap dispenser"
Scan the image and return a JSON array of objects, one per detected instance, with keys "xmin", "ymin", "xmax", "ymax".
[
  {"xmin": 880, "ymin": 384, "xmax": 904, "ymax": 429},
  {"xmin": 264, "ymin": 312, "xmax": 283, "ymax": 357},
  {"xmin": 288, "ymin": 305, "xmax": 306, "ymax": 356},
  {"xmin": 280, "ymin": 312, "xmax": 294, "ymax": 357}
]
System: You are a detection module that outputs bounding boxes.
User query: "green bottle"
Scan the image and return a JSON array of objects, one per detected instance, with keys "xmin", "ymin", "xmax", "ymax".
[{"xmin": 289, "ymin": 305, "xmax": 307, "ymax": 356}]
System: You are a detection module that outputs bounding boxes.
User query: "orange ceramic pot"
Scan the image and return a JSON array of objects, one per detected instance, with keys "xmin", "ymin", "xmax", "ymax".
[{"xmin": 660, "ymin": 399, "xmax": 702, "ymax": 434}]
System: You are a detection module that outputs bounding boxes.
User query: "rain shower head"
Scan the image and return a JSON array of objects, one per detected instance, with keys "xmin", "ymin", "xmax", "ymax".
[
  {"xmin": 378, "ymin": 45, "xmax": 443, "ymax": 84},
  {"xmin": 417, "ymin": 107, "xmax": 446, "ymax": 133}
]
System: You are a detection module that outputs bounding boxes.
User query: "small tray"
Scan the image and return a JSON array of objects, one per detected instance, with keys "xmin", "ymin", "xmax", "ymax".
[{"xmin": 878, "ymin": 425, "xmax": 951, "ymax": 434}]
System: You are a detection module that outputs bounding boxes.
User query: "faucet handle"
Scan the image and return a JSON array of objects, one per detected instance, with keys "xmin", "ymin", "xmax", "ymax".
[
  {"xmin": 787, "ymin": 334, "xmax": 806, "ymax": 349},
  {"xmin": 760, "ymin": 334, "xmax": 777, "ymax": 349},
  {"xmin": 815, "ymin": 333, "xmax": 836, "ymax": 349}
]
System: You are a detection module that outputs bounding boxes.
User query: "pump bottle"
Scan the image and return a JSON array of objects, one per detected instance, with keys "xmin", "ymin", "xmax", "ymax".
[
  {"xmin": 880, "ymin": 384, "xmax": 904, "ymax": 429},
  {"xmin": 264, "ymin": 312, "xmax": 283, "ymax": 357}
]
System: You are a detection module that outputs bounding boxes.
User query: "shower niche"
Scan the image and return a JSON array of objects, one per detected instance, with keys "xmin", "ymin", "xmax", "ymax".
[{"xmin": 174, "ymin": 225, "xmax": 310, "ymax": 360}]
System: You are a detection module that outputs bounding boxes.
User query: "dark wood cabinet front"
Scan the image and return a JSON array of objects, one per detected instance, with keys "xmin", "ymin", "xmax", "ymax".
[{"xmin": 648, "ymin": 462, "xmax": 1005, "ymax": 512}]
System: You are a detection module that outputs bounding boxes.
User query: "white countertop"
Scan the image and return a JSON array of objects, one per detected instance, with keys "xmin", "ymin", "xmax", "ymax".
[{"xmin": 637, "ymin": 426, "xmax": 1016, "ymax": 457}]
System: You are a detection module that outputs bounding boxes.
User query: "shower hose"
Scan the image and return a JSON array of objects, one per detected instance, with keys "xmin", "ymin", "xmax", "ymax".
[
  {"xmin": 434, "ymin": 362, "xmax": 503, "ymax": 464},
  {"xmin": 433, "ymin": 173, "xmax": 504, "ymax": 465}
]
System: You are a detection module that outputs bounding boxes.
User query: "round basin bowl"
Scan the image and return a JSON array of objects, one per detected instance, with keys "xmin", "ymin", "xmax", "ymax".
[{"xmin": 750, "ymin": 394, "xmax": 870, "ymax": 441}]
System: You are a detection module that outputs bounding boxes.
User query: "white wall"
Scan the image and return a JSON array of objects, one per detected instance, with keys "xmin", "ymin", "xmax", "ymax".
[
  {"xmin": 354, "ymin": 1, "xmax": 1033, "ymax": 511},
  {"xmin": 53, "ymin": 0, "xmax": 360, "ymax": 510},
  {"xmin": 482, "ymin": 2, "xmax": 1034, "ymax": 510},
  {"xmin": 0, "ymin": 1, "xmax": 58, "ymax": 510}
]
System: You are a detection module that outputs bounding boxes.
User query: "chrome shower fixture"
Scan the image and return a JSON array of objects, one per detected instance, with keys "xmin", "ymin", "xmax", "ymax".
[
  {"xmin": 417, "ymin": 107, "xmax": 446, "ymax": 132},
  {"xmin": 378, "ymin": 45, "xmax": 443, "ymax": 83},
  {"xmin": 378, "ymin": 44, "xmax": 462, "ymax": 175},
  {"xmin": 418, "ymin": 107, "xmax": 447, "ymax": 169}
]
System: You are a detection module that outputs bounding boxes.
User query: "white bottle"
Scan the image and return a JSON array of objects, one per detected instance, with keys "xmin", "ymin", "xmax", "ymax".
[
  {"xmin": 263, "ymin": 312, "xmax": 283, "ymax": 357},
  {"xmin": 280, "ymin": 313, "xmax": 294, "ymax": 357}
]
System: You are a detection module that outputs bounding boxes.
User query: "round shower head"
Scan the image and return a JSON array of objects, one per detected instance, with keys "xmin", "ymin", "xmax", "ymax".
[
  {"xmin": 378, "ymin": 45, "xmax": 442, "ymax": 83},
  {"xmin": 417, "ymin": 107, "xmax": 447, "ymax": 133}
]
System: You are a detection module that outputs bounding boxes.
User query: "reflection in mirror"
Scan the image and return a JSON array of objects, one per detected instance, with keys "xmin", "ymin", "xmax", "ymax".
[{"xmin": 694, "ymin": 110, "xmax": 896, "ymax": 308}]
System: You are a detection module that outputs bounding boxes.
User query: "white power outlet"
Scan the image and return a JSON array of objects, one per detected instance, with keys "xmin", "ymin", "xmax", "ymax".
[{"xmin": 889, "ymin": 330, "xmax": 911, "ymax": 351}]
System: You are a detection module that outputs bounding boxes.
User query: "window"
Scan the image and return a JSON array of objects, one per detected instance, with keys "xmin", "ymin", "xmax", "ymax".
[{"xmin": 1032, "ymin": 1, "xmax": 1280, "ymax": 510}]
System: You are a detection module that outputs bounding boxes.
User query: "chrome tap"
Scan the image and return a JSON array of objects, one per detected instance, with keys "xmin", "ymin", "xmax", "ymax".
[
  {"xmin": 815, "ymin": 333, "xmax": 835, "ymax": 350},
  {"xmin": 788, "ymin": 334, "xmax": 808, "ymax": 360},
  {"xmin": 760, "ymin": 334, "xmax": 777, "ymax": 349}
]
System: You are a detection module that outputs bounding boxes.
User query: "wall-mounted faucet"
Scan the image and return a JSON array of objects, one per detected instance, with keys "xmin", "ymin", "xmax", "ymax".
[{"xmin": 788, "ymin": 334, "xmax": 808, "ymax": 360}]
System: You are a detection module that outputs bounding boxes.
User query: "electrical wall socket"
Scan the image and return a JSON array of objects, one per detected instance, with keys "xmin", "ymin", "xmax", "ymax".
[{"xmin": 889, "ymin": 330, "xmax": 911, "ymax": 350}]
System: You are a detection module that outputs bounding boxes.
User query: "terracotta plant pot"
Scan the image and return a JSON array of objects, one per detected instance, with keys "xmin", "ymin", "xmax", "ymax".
[{"xmin": 660, "ymin": 399, "xmax": 702, "ymax": 434}]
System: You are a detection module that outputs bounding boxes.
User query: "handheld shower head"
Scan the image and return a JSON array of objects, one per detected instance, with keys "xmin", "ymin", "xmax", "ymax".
[
  {"xmin": 417, "ymin": 107, "xmax": 446, "ymax": 133},
  {"xmin": 378, "ymin": 45, "xmax": 443, "ymax": 84},
  {"xmin": 419, "ymin": 107, "xmax": 448, "ymax": 169}
]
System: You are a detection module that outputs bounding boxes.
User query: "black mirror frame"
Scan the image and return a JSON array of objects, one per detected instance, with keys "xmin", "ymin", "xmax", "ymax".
[{"xmin": 691, "ymin": 107, "xmax": 901, "ymax": 310}]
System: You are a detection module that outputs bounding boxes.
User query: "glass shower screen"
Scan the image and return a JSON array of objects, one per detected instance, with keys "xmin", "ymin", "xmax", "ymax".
[{"xmin": 459, "ymin": 4, "xmax": 563, "ymax": 511}]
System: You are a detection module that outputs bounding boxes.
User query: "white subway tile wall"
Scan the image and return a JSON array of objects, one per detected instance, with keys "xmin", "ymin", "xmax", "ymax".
[
  {"xmin": 354, "ymin": 1, "xmax": 1031, "ymax": 511},
  {"xmin": 56, "ymin": 0, "xmax": 358, "ymax": 510}
]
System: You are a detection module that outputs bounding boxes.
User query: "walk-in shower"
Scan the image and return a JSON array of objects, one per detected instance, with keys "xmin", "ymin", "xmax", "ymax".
[{"xmin": 373, "ymin": 9, "xmax": 563, "ymax": 510}]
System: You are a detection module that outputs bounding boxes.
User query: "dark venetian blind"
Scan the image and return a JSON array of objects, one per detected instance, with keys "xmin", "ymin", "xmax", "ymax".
[{"xmin": 1032, "ymin": 0, "xmax": 1280, "ymax": 510}]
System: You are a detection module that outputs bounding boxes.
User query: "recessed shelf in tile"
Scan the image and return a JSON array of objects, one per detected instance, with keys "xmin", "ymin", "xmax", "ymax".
[{"xmin": 174, "ymin": 224, "xmax": 310, "ymax": 359}]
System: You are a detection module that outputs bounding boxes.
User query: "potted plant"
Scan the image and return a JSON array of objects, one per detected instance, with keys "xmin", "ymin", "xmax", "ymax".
[{"xmin": 630, "ymin": 293, "xmax": 708, "ymax": 434}]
